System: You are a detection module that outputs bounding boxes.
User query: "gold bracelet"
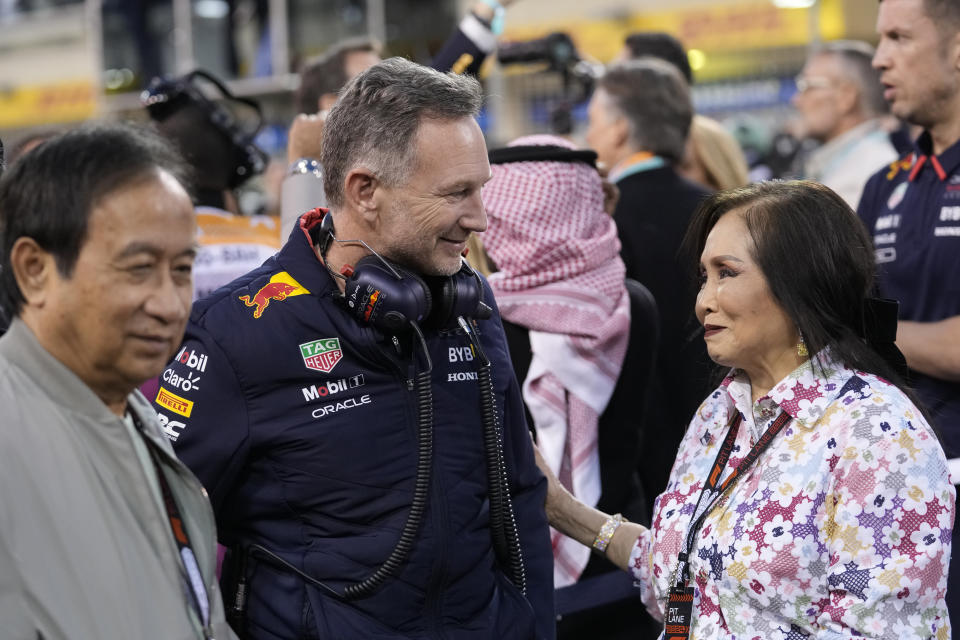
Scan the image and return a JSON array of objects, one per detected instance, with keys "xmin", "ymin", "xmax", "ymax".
[{"xmin": 591, "ymin": 513, "xmax": 624, "ymax": 554}]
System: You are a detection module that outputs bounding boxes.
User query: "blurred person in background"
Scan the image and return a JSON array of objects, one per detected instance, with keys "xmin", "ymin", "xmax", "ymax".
[
  {"xmin": 619, "ymin": 32, "xmax": 750, "ymax": 192},
  {"xmin": 144, "ymin": 69, "xmax": 280, "ymax": 301},
  {"xmin": 857, "ymin": 0, "xmax": 960, "ymax": 620},
  {"xmin": 619, "ymin": 32, "xmax": 692, "ymax": 82},
  {"xmin": 281, "ymin": 0, "xmax": 522, "ymax": 240},
  {"xmin": 680, "ymin": 115, "xmax": 751, "ymax": 191},
  {"xmin": 0, "ymin": 122, "xmax": 236, "ymax": 640},
  {"xmin": 792, "ymin": 40, "xmax": 898, "ymax": 208},
  {"xmin": 294, "ymin": 38, "xmax": 383, "ymax": 118},
  {"xmin": 585, "ymin": 58, "xmax": 713, "ymax": 514},
  {"xmin": 541, "ymin": 180, "xmax": 954, "ymax": 639},
  {"xmin": 482, "ymin": 135, "xmax": 661, "ymax": 639}
]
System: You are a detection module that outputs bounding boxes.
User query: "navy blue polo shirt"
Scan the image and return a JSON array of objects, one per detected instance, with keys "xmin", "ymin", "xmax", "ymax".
[{"xmin": 858, "ymin": 132, "xmax": 960, "ymax": 454}]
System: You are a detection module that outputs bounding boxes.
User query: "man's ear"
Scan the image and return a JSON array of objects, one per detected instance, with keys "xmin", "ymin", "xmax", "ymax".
[
  {"xmin": 612, "ymin": 114, "xmax": 631, "ymax": 150},
  {"xmin": 951, "ymin": 32, "xmax": 960, "ymax": 73},
  {"xmin": 9, "ymin": 237, "xmax": 57, "ymax": 309},
  {"xmin": 836, "ymin": 82, "xmax": 859, "ymax": 116},
  {"xmin": 343, "ymin": 166, "xmax": 382, "ymax": 225}
]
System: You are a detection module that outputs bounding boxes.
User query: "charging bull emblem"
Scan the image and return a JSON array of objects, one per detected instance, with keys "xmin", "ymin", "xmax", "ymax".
[{"xmin": 239, "ymin": 272, "xmax": 310, "ymax": 318}]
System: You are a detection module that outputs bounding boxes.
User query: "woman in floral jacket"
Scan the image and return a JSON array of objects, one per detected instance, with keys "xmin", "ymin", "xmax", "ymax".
[{"xmin": 542, "ymin": 180, "xmax": 954, "ymax": 639}]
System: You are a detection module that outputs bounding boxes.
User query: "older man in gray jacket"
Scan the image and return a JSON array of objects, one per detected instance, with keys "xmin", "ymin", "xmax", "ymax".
[{"xmin": 0, "ymin": 123, "xmax": 236, "ymax": 640}]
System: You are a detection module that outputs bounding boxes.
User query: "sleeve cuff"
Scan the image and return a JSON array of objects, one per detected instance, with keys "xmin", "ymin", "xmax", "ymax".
[
  {"xmin": 459, "ymin": 14, "xmax": 498, "ymax": 54},
  {"xmin": 628, "ymin": 529, "xmax": 665, "ymax": 622}
]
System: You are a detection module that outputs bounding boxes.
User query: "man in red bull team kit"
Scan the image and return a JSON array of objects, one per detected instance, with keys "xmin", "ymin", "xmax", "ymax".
[
  {"xmin": 154, "ymin": 58, "xmax": 554, "ymax": 640},
  {"xmin": 856, "ymin": 0, "xmax": 960, "ymax": 620}
]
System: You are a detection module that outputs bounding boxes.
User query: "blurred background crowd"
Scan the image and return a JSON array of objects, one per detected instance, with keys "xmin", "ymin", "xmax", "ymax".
[
  {"xmin": 4, "ymin": 1, "xmax": 956, "ymax": 638},
  {"xmin": 0, "ymin": 0, "xmax": 892, "ymax": 217}
]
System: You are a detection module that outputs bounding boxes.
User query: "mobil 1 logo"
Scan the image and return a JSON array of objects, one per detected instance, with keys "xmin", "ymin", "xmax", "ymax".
[{"xmin": 301, "ymin": 374, "xmax": 365, "ymax": 402}]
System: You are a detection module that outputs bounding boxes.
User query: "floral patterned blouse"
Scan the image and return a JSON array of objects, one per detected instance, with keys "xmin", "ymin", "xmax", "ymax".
[{"xmin": 629, "ymin": 352, "xmax": 954, "ymax": 639}]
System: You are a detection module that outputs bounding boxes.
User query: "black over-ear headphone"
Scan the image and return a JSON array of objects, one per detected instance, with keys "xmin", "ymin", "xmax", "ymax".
[
  {"xmin": 141, "ymin": 69, "xmax": 268, "ymax": 189},
  {"xmin": 316, "ymin": 213, "xmax": 490, "ymax": 334}
]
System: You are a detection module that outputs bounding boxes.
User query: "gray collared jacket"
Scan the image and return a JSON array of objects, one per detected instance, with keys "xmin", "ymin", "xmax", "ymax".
[{"xmin": 0, "ymin": 319, "xmax": 235, "ymax": 640}]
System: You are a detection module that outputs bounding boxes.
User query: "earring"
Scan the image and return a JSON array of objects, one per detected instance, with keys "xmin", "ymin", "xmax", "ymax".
[{"xmin": 797, "ymin": 335, "xmax": 809, "ymax": 358}]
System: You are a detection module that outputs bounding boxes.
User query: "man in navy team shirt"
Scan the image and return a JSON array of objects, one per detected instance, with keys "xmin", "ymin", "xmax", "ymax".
[{"xmin": 856, "ymin": 0, "xmax": 960, "ymax": 618}]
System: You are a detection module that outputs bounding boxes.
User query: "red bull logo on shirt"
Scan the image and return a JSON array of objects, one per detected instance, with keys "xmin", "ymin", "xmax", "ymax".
[{"xmin": 239, "ymin": 272, "xmax": 310, "ymax": 319}]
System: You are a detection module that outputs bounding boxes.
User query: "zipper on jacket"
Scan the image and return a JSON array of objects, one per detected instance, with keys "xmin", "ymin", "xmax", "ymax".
[{"xmin": 424, "ymin": 440, "xmax": 450, "ymax": 640}]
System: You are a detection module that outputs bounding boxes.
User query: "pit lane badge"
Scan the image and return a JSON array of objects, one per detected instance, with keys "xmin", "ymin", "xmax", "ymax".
[{"xmin": 300, "ymin": 337, "xmax": 343, "ymax": 373}]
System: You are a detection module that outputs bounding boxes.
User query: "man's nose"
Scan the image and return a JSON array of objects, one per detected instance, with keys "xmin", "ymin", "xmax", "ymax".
[
  {"xmin": 463, "ymin": 193, "xmax": 488, "ymax": 233},
  {"xmin": 145, "ymin": 270, "xmax": 191, "ymax": 323},
  {"xmin": 873, "ymin": 41, "xmax": 890, "ymax": 70}
]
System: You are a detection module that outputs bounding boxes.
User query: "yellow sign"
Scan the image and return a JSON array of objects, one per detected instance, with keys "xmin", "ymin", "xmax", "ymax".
[
  {"xmin": 631, "ymin": 0, "xmax": 844, "ymax": 51},
  {"xmin": 0, "ymin": 80, "xmax": 97, "ymax": 128},
  {"xmin": 156, "ymin": 387, "xmax": 194, "ymax": 418},
  {"xmin": 502, "ymin": 0, "xmax": 847, "ymax": 77}
]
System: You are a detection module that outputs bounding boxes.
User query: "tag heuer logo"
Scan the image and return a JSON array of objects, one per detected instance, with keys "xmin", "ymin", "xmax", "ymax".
[{"xmin": 300, "ymin": 337, "xmax": 343, "ymax": 373}]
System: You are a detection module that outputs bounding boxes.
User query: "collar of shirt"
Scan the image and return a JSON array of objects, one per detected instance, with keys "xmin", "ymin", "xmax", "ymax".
[
  {"xmin": 804, "ymin": 118, "xmax": 890, "ymax": 181},
  {"xmin": 911, "ymin": 131, "xmax": 960, "ymax": 181},
  {"xmin": 608, "ymin": 151, "xmax": 666, "ymax": 183},
  {"xmin": 720, "ymin": 348, "xmax": 854, "ymax": 441},
  {"xmin": 276, "ymin": 209, "xmax": 339, "ymax": 298}
]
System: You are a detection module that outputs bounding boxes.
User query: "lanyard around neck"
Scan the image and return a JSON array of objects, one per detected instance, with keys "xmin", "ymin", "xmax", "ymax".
[
  {"xmin": 132, "ymin": 413, "xmax": 214, "ymax": 638},
  {"xmin": 674, "ymin": 409, "xmax": 792, "ymax": 589}
]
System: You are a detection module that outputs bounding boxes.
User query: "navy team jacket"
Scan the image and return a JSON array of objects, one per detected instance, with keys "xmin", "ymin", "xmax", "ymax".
[{"xmin": 153, "ymin": 215, "xmax": 555, "ymax": 640}]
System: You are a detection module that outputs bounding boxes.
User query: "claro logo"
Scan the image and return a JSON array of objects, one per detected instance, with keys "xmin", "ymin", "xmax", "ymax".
[
  {"xmin": 312, "ymin": 394, "xmax": 372, "ymax": 419},
  {"xmin": 163, "ymin": 368, "xmax": 200, "ymax": 393}
]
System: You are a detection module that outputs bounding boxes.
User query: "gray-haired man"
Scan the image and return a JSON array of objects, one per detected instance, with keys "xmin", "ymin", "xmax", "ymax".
[
  {"xmin": 158, "ymin": 57, "xmax": 555, "ymax": 639},
  {"xmin": 792, "ymin": 40, "xmax": 898, "ymax": 207},
  {"xmin": 585, "ymin": 58, "xmax": 713, "ymax": 512}
]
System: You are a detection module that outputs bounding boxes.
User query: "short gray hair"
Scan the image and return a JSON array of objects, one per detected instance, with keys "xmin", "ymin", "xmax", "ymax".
[
  {"xmin": 321, "ymin": 57, "xmax": 483, "ymax": 210},
  {"xmin": 813, "ymin": 40, "xmax": 888, "ymax": 117},
  {"xmin": 597, "ymin": 58, "xmax": 692, "ymax": 163}
]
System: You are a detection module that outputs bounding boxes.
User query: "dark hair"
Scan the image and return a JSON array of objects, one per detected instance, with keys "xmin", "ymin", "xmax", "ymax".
[
  {"xmin": 321, "ymin": 57, "xmax": 482, "ymax": 210},
  {"xmin": 296, "ymin": 38, "xmax": 382, "ymax": 114},
  {"xmin": 623, "ymin": 32, "xmax": 692, "ymax": 84},
  {"xmin": 153, "ymin": 100, "xmax": 235, "ymax": 203},
  {"xmin": 0, "ymin": 121, "xmax": 188, "ymax": 317},
  {"xmin": 877, "ymin": 0, "xmax": 960, "ymax": 36},
  {"xmin": 684, "ymin": 180, "xmax": 915, "ymax": 396},
  {"xmin": 921, "ymin": 0, "xmax": 960, "ymax": 33},
  {"xmin": 597, "ymin": 59, "xmax": 692, "ymax": 163}
]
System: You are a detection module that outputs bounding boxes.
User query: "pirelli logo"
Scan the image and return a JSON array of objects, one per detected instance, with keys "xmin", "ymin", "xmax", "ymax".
[{"xmin": 156, "ymin": 386, "xmax": 193, "ymax": 418}]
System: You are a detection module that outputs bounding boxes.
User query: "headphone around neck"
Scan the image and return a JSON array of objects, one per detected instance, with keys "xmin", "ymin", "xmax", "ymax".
[{"xmin": 316, "ymin": 213, "xmax": 491, "ymax": 334}]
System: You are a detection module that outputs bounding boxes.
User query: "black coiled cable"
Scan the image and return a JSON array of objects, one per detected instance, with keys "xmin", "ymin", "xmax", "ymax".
[
  {"xmin": 344, "ymin": 363, "xmax": 433, "ymax": 598},
  {"xmin": 343, "ymin": 322, "xmax": 434, "ymax": 598},
  {"xmin": 460, "ymin": 318, "xmax": 527, "ymax": 595}
]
